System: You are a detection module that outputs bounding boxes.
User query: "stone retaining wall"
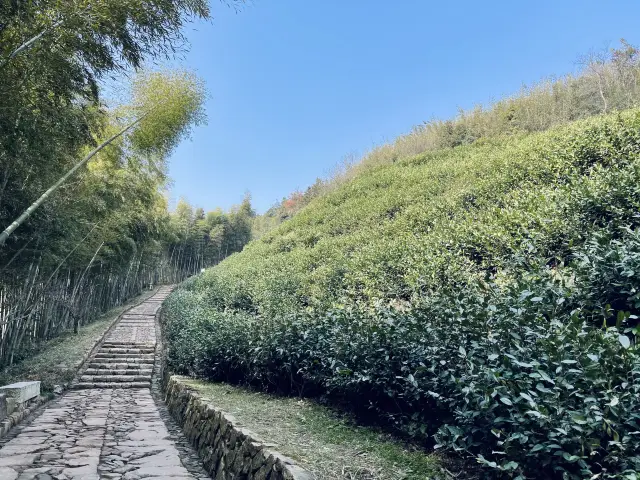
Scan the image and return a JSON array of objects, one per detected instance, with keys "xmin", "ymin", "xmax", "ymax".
[
  {"xmin": 164, "ymin": 376, "xmax": 313, "ymax": 480},
  {"xmin": 0, "ymin": 394, "xmax": 47, "ymax": 439}
]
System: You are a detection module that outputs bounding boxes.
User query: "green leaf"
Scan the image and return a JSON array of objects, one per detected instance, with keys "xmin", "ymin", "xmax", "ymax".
[
  {"xmin": 526, "ymin": 410, "xmax": 543, "ymax": 418},
  {"xmin": 619, "ymin": 335, "xmax": 631, "ymax": 349},
  {"xmin": 562, "ymin": 452, "xmax": 580, "ymax": 462},
  {"xmin": 572, "ymin": 414, "xmax": 587, "ymax": 425},
  {"xmin": 520, "ymin": 392, "xmax": 535, "ymax": 403},
  {"xmin": 537, "ymin": 370, "xmax": 555, "ymax": 384}
]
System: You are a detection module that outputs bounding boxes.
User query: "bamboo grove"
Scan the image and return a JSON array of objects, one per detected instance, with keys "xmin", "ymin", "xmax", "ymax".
[{"xmin": 0, "ymin": 0, "xmax": 248, "ymax": 368}]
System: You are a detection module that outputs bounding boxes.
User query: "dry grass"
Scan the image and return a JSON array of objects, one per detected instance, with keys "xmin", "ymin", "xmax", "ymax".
[
  {"xmin": 0, "ymin": 287, "xmax": 159, "ymax": 393},
  {"xmin": 183, "ymin": 378, "xmax": 448, "ymax": 480}
]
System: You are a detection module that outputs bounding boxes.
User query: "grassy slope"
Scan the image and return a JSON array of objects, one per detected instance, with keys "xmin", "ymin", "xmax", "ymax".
[
  {"xmin": 0, "ymin": 287, "xmax": 158, "ymax": 393},
  {"xmin": 183, "ymin": 378, "xmax": 446, "ymax": 480},
  {"xmin": 181, "ymin": 109, "xmax": 640, "ymax": 317}
]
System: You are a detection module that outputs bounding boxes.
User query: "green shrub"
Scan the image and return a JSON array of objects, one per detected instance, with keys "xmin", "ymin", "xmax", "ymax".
[
  {"xmin": 164, "ymin": 230, "xmax": 640, "ymax": 478},
  {"xmin": 431, "ymin": 233, "xmax": 640, "ymax": 479},
  {"xmin": 162, "ymin": 110, "xmax": 640, "ymax": 478}
]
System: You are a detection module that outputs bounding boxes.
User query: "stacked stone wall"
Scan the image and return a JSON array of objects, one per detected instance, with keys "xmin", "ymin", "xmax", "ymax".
[{"xmin": 164, "ymin": 376, "xmax": 313, "ymax": 480}]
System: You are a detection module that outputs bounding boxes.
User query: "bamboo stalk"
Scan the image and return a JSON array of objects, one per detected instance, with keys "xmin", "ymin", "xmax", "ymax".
[{"xmin": 0, "ymin": 117, "xmax": 145, "ymax": 246}]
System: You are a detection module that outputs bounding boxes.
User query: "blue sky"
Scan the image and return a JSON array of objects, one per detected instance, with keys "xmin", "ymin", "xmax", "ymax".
[{"xmin": 167, "ymin": 0, "xmax": 640, "ymax": 213}]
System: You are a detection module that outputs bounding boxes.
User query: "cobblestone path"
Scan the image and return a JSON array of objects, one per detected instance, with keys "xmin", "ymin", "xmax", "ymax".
[{"xmin": 0, "ymin": 287, "xmax": 210, "ymax": 480}]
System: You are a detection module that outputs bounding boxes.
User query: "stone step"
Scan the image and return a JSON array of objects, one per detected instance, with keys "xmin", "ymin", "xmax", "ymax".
[
  {"xmin": 114, "ymin": 322, "xmax": 155, "ymax": 325},
  {"xmin": 117, "ymin": 318, "xmax": 155, "ymax": 321},
  {"xmin": 98, "ymin": 347, "xmax": 155, "ymax": 354},
  {"xmin": 80, "ymin": 374, "xmax": 151, "ymax": 383},
  {"xmin": 73, "ymin": 382, "xmax": 151, "ymax": 389},
  {"xmin": 110, "ymin": 329, "xmax": 154, "ymax": 333},
  {"xmin": 111, "ymin": 328, "xmax": 155, "ymax": 332},
  {"xmin": 118, "ymin": 316, "xmax": 155, "ymax": 319},
  {"xmin": 113, "ymin": 329, "xmax": 154, "ymax": 332},
  {"xmin": 73, "ymin": 291, "xmax": 169, "ymax": 390},
  {"xmin": 94, "ymin": 352, "xmax": 154, "ymax": 359},
  {"xmin": 84, "ymin": 368, "xmax": 153, "ymax": 376},
  {"xmin": 88, "ymin": 361, "xmax": 151, "ymax": 368},
  {"xmin": 84, "ymin": 364, "xmax": 153, "ymax": 375},
  {"xmin": 93, "ymin": 354, "xmax": 154, "ymax": 360},
  {"xmin": 90, "ymin": 357, "xmax": 155, "ymax": 365},
  {"xmin": 104, "ymin": 338, "xmax": 155, "ymax": 343},
  {"xmin": 90, "ymin": 357, "xmax": 154, "ymax": 364},
  {"xmin": 117, "ymin": 320, "xmax": 155, "ymax": 323},
  {"xmin": 92, "ymin": 357, "xmax": 154, "ymax": 363},
  {"xmin": 92, "ymin": 358, "xmax": 154, "ymax": 365},
  {"xmin": 113, "ymin": 324, "xmax": 155, "ymax": 327}
]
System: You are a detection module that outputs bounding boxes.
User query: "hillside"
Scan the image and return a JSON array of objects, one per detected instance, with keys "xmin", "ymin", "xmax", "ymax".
[
  {"xmin": 163, "ymin": 110, "xmax": 640, "ymax": 479},
  {"xmin": 169, "ymin": 110, "xmax": 640, "ymax": 314}
]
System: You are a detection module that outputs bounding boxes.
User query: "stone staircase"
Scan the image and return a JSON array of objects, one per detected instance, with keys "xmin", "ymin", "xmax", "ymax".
[{"xmin": 73, "ymin": 286, "xmax": 173, "ymax": 389}]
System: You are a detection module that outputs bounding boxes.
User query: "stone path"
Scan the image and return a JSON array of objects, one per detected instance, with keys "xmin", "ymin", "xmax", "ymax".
[
  {"xmin": 75, "ymin": 291, "xmax": 161, "ymax": 389},
  {"xmin": 0, "ymin": 287, "xmax": 211, "ymax": 480}
]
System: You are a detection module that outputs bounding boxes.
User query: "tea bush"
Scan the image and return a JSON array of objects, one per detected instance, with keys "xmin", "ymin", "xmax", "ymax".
[
  {"xmin": 164, "ymin": 232, "xmax": 640, "ymax": 478},
  {"xmin": 430, "ymin": 234, "xmax": 640, "ymax": 479},
  {"xmin": 162, "ymin": 110, "xmax": 640, "ymax": 478}
]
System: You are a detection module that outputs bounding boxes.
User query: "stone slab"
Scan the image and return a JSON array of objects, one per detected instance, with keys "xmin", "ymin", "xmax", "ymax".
[{"xmin": 0, "ymin": 381, "xmax": 40, "ymax": 404}]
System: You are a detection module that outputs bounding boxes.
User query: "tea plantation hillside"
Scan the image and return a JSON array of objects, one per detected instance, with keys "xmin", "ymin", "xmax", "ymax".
[{"xmin": 163, "ymin": 110, "xmax": 640, "ymax": 479}]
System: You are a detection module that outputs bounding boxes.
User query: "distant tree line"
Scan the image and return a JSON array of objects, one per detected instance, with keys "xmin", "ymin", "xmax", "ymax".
[{"xmin": 167, "ymin": 195, "xmax": 256, "ymax": 275}]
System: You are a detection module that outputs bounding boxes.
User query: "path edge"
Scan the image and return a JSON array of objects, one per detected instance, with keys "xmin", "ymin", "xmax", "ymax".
[
  {"xmin": 149, "ymin": 286, "xmax": 211, "ymax": 477},
  {"xmin": 163, "ymin": 376, "xmax": 314, "ymax": 480}
]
